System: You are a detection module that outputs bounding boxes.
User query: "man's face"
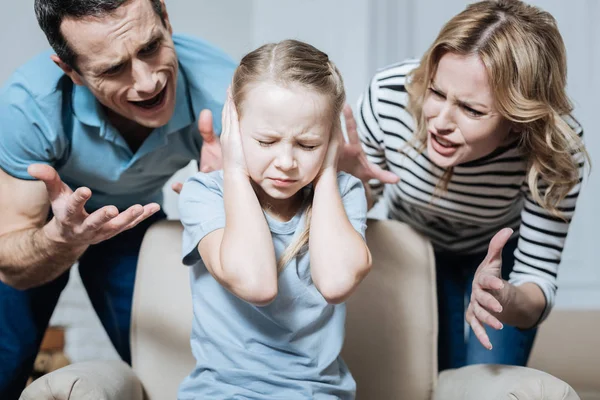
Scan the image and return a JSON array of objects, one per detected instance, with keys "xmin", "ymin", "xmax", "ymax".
[{"xmin": 59, "ymin": 0, "xmax": 178, "ymax": 129}]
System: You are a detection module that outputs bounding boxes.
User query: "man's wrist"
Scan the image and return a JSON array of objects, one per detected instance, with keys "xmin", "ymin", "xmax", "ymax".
[{"xmin": 41, "ymin": 219, "xmax": 87, "ymax": 252}]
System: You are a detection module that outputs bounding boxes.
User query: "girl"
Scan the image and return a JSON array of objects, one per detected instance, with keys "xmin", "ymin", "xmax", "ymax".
[
  {"xmin": 342, "ymin": 0, "xmax": 589, "ymax": 370},
  {"xmin": 177, "ymin": 40, "xmax": 371, "ymax": 399}
]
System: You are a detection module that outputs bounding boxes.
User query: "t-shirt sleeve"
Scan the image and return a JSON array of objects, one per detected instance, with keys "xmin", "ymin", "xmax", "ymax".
[
  {"xmin": 0, "ymin": 75, "xmax": 67, "ymax": 180},
  {"xmin": 338, "ymin": 172, "xmax": 368, "ymax": 240},
  {"xmin": 178, "ymin": 171, "xmax": 226, "ymax": 265}
]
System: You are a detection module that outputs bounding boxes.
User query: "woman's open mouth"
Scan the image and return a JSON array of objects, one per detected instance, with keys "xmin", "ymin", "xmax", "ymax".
[{"xmin": 430, "ymin": 131, "xmax": 460, "ymax": 157}]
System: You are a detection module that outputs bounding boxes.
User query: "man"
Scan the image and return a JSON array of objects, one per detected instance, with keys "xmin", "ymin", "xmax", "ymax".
[{"xmin": 0, "ymin": 0, "xmax": 234, "ymax": 397}]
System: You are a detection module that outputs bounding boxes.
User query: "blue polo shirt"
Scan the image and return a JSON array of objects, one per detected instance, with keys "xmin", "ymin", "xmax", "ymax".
[{"xmin": 0, "ymin": 34, "xmax": 235, "ymax": 211}]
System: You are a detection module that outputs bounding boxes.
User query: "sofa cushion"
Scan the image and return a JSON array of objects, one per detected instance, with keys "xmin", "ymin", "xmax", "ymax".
[
  {"xmin": 20, "ymin": 360, "xmax": 143, "ymax": 400},
  {"xmin": 436, "ymin": 364, "xmax": 580, "ymax": 400}
]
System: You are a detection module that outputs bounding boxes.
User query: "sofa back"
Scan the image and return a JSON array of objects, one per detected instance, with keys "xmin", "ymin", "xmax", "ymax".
[
  {"xmin": 529, "ymin": 310, "xmax": 600, "ymax": 400},
  {"xmin": 130, "ymin": 219, "xmax": 438, "ymax": 399},
  {"xmin": 130, "ymin": 221, "xmax": 194, "ymax": 400}
]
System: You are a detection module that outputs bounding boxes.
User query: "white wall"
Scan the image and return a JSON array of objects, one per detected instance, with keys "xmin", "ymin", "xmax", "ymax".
[{"xmin": 1, "ymin": 0, "xmax": 598, "ymax": 362}]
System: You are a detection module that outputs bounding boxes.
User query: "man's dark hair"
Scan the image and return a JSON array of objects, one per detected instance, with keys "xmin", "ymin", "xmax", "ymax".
[{"xmin": 34, "ymin": 0, "xmax": 164, "ymax": 71}]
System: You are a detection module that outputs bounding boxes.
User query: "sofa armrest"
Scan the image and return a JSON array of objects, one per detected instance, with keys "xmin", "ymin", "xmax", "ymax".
[
  {"xmin": 434, "ymin": 364, "xmax": 580, "ymax": 400},
  {"xmin": 20, "ymin": 360, "xmax": 143, "ymax": 400}
]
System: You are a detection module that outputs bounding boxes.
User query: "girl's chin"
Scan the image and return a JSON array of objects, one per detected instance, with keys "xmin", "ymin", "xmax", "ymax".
[{"xmin": 255, "ymin": 183, "xmax": 300, "ymax": 201}]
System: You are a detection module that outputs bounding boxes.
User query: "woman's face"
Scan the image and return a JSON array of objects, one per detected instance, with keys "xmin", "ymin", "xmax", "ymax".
[
  {"xmin": 238, "ymin": 82, "xmax": 332, "ymax": 206},
  {"xmin": 422, "ymin": 52, "xmax": 514, "ymax": 167}
]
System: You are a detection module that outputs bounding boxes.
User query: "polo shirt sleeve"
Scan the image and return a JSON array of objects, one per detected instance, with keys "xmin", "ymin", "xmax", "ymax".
[
  {"xmin": 178, "ymin": 171, "xmax": 226, "ymax": 265},
  {"xmin": 0, "ymin": 73, "xmax": 68, "ymax": 180},
  {"xmin": 338, "ymin": 172, "xmax": 368, "ymax": 240}
]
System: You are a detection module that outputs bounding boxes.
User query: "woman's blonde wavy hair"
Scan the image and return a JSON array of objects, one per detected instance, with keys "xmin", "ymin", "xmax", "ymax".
[
  {"xmin": 406, "ymin": 0, "xmax": 589, "ymax": 217},
  {"xmin": 231, "ymin": 40, "xmax": 346, "ymax": 273}
]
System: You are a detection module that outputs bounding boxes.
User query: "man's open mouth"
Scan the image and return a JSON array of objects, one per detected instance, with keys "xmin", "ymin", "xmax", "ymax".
[{"xmin": 130, "ymin": 85, "xmax": 167, "ymax": 109}]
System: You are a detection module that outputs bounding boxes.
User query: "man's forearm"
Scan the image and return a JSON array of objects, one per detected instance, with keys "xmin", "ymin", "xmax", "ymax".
[{"xmin": 0, "ymin": 227, "xmax": 87, "ymax": 290}]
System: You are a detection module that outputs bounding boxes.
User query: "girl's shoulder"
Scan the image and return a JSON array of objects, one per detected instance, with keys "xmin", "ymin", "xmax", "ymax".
[
  {"xmin": 187, "ymin": 170, "xmax": 224, "ymax": 188},
  {"xmin": 179, "ymin": 170, "xmax": 225, "ymax": 203},
  {"xmin": 336, "ymin": 171, "xmax": 365, "ymax": 197}
]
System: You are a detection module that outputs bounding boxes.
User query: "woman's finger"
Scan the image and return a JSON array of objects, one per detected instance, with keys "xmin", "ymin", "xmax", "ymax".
[
  {"xmin": 473, "ymin": 286, "xmax": 503, "ymax": 313},
  {"xmin": 472, "ymin": 298, "xmax": 504, "ymax": 330},
  {"xmin": 466, "ymin": 306, "xmax": 493, "ymax": 350},
  {"xmin": 478, "ymin": 273, "xmax": 504, "ymax": 291}
]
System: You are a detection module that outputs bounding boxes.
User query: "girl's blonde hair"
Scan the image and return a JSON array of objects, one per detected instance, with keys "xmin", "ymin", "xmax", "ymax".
[
  {"xmin": 231, "ymin": 40, "xmax": 346, "ymax": 272},
  {"xmin": 406, "ymin": 0, "xmax": 589, "ymax": 217}
]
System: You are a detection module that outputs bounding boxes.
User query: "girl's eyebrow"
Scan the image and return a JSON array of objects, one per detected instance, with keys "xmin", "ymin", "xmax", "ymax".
[
  {"xmin": 253, "ymin": 130, "xmax": 281, "ymax": 138},
  {"xmin": 296, "ymin": 132, "xmax": 321, "ymax": 139}
]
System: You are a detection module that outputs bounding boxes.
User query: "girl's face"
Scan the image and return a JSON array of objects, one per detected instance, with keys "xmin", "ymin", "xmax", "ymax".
[
  {"xmin": 238, "ymin": 82, "xmax": 332, "ymax": 206},
  {"xmin": 422, "ymin": 52, "xmax": 514, "ymax": 168}
]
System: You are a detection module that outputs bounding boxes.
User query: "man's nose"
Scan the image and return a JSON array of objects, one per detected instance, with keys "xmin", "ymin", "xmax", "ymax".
[{"xmin": 132, "ymin": 60, "xmax": 159, "ymax": 95}]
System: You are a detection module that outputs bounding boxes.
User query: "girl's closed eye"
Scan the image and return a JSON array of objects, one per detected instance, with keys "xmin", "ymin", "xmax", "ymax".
[
  {"xmin": 257, "ymin": 140, "xmax": 276, "ymax": 147},
  {"xmin": 298, "ymin": 142, "xmax": 320, "ymax": 151}
]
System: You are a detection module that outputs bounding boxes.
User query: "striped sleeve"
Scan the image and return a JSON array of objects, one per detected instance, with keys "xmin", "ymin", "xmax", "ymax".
[
  {"xmin": 509, "ymin": 119, "xmax": 585, "ymax": 323},
  {"xmin": 355, "ymin": 75, "xmax": 390, "ymax": 202}
]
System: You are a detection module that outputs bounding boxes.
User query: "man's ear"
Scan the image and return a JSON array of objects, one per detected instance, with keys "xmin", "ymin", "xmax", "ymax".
[
  {"xmin": 159, "ymin": 0, "xmax": 173, "ymax": 35},
  {"xmin": 50, "ymin": 54, "xmax": 85, "ymax": 86}
]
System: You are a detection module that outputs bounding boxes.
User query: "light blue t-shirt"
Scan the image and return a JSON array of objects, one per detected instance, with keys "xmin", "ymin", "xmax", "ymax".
[
  {"xmin": 178, "ymin": 171, "xmax": 368, "ymax": 400},
  {"xmin": 0, "ymin": 34, "xmax": 235, "ymax": 211}
]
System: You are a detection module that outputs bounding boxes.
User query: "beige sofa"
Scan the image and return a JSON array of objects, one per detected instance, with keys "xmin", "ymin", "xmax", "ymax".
[{"xmin": 21, "ymin": 219, "xmax": 591, "ymax": 400}]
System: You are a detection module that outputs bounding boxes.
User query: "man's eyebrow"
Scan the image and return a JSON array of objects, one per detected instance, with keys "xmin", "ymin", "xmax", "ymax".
[
  {"xmin": 138, "ymin": 31, "xmax": 164, "ymax": 51},
  {"xmin": 93, "ymin": 58, "xmax": 127, "ymax": 75}
]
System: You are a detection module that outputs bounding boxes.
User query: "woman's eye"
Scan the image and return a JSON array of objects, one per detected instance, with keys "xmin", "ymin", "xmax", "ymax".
[
  {"xmin": 428, "ymin": 87, "xmax": 445, "ymax": 99},
  {"xmin": 299, "ymin": 144, "xmax": 318, "ymax": 150},
  {"xmin": 464, "ymin": 106, "xmax": 484, "ymax": 117},
  {"xmin": 258, "ymin": 141, "xmax": 275, "ymax": 147}
]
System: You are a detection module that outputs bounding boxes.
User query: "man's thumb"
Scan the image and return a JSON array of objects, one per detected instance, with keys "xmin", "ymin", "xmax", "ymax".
[{"xmin": 198, "ymin": 109, "xmax": 215, "ymax": 142}]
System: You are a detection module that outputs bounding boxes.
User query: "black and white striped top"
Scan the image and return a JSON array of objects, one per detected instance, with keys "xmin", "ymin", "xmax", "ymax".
[{"xmin": 356, "ymin": 60, "xmax": 584, "ymax": 319}]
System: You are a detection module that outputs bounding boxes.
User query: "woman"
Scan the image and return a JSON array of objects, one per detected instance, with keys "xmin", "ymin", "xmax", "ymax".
[{"xmin": 342, "ymin": 0, "xmax": 588, "ymax": 370}]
